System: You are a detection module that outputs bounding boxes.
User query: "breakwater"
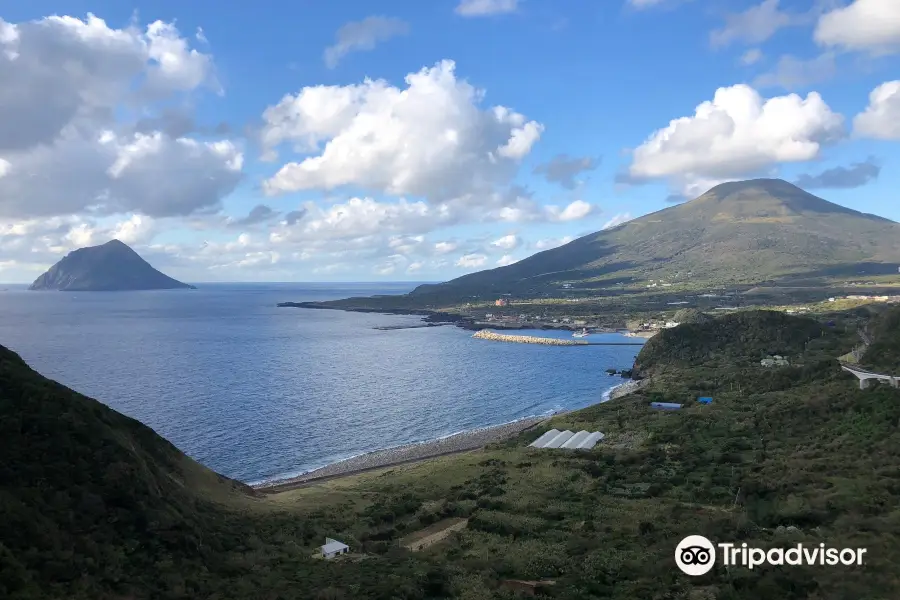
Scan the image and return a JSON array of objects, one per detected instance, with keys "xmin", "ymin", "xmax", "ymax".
[{"xmin": 473, "ymin": 329, "xmax": 589, "ymax": 346}]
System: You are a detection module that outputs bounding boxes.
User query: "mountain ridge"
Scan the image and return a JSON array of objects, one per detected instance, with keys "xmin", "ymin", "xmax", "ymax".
[
  {"xmin": 410, "ymin": 178, "xmax": 900, "ymax": 299},
  {"xmin": 29, "ymin": 239, "xmax": 194, "ymax": 292}
]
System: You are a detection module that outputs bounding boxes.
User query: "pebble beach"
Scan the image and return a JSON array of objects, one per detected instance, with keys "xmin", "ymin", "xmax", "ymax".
[{"xmin": 254, "ymin": 415, "xmax": 548, "ymax": 491}]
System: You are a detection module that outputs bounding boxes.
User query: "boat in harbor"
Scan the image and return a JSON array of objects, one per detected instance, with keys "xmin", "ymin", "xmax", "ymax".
[{"xmin": 572, "ymin": 328, "xmax": 589, "ymax": 338}]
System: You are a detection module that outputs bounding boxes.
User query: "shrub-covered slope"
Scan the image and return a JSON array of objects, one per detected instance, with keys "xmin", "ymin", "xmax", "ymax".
[
  {"xmin": 633, "ymin": 310, "xmax": 843, "ymax": 377},
  {"xmin": 861, "ymin": 305, "xmax": 900, "ymax": 373}
]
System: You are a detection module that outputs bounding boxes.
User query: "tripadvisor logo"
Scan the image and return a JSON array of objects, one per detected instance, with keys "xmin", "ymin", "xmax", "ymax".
[{"xmin": 675, "ymin": 535, "xmax": 867, "ymax": 576}]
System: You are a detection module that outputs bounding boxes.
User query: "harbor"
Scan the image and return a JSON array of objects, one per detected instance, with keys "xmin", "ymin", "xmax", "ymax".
[{"xmin": 472, "ymin": 329, "xmax": 644, "ymax": 346}]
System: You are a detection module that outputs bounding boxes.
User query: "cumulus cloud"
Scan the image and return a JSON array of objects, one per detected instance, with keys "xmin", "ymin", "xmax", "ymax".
[
  {"xmin": 534, "ymin": 235, "xmax": 574, "ymax": 251},
  {"xmin": 259, "ymin": 60, "xmax": 543, "ymax": 201},
  {"xmin": 434, "ymin": 241, "xmax": 459, "ymax": 254},
  {"xmin": 853, "ymin": 81, "xmax": 900, "ymax": 139},
  {"xmin": 533, "ymin": 154, "xmax": 600, "ymax": 189},
  {"xmin": 602, "ymin": 213, "xmax": 633, "ymax": 230},
  {"xmin": 0, "ymin": 212, "xmax": 158, "ymax": 272},
  {"xmin": 456, "ymin": 253, "xmax": 488, "ymax": 268},
  {"xmin": 323, "ymin": 16, "xmax": 409, "ymax": 69},
  {"xmin": 455, "ymin": 0, "xmax": 519, "ymax": 17},
  {"xmin": 753, "ymin": 53, "xmax": 837, "ymax": 90},
  {"xmin": 793, "ymin": 157, "xmax": 880, "ymax": 189},
  {"xmin": 490, "ymin": 234, "xmax": 520, "ymax": 250},
  {"xmin": 815, "ymin": 0, "xmax": 900, "ymax": 55},
  {"xmin": 0, "ymin": 13, "xmax": 242, "ymax": 220},
  {"xmin": 625, "ymin": 84, "xmax": 845, "ymax": 193},
  {"xmin": 496, "ymin": 254, "xmax": 518, "ymax": 266}
]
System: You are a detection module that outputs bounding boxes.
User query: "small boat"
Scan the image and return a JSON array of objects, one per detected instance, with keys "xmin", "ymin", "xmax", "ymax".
[{"xmin": 572, "ymin": 328, "xmax": 589, "ymax": 338}]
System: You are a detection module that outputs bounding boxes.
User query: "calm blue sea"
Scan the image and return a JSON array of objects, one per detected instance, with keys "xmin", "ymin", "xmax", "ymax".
[{"xmin": 0, "ymin": 283, "xmax": 642, "ymax": 484}]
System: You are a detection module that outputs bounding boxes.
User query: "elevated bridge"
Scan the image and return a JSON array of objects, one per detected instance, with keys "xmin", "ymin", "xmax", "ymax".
[{"xmin": 840, "ymin": 362, "xmax": 899, "ymax": 390}]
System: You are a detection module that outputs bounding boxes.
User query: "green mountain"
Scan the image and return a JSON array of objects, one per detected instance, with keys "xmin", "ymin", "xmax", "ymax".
[
  {"xmin": 29, "ymin": 240, "xmax": 194, "ymax": 291},
  {"xmin": 0, "ymin": 342, "xmax": 254, "ymax": 598},
  {"xmin": 412, "ymin": 179, "xmax": 900, "ymax": 300}
]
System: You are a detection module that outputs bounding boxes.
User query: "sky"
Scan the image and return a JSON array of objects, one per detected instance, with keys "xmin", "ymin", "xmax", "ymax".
[{"xmin": 0, "ymin": 0, "xmax": 899, "ymax": 283}]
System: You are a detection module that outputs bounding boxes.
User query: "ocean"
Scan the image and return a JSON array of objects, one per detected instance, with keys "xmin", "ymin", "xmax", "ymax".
[{"xmin": 0, "ymin": 283, "xmax": 643, "ymax": 484}]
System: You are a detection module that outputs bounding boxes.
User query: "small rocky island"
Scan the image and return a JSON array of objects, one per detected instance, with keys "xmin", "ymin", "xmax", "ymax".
[{"xmin": 29, "ymin": 239, "xmax": 195, "ymax": 292}]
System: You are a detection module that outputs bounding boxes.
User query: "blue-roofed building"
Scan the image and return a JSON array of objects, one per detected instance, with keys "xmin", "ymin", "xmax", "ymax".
[
  {"xmin": 650, "ymin": 402, "xmax": 683, "ymax": 410},
  {"xmin": 698, "ymin": 397, "xmax": 713, "ymax": 404}
]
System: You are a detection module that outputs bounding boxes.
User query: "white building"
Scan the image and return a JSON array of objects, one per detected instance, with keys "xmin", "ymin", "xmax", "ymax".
[{"xmin": 321, "ymin": 538, "xmax": 349, "ymax": 559}]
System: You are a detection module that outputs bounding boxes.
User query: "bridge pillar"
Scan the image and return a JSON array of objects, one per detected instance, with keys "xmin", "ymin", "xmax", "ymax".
[
  {"xmin": 892, "ymin": 377, "xmax": 899, "ymax": 389},
  {"xmin": 859, "ymin": 378, "xmax": 870, "ymax": 390}
]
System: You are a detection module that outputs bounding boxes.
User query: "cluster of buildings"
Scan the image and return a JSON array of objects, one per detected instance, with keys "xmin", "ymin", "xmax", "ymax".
[
  {"xmin": 634, "ymin": 320, "xmax": 680, "ymax": 331},
  {"xmin": 760, "ymin": 355, "xmax": 790, "ymax": 367}
]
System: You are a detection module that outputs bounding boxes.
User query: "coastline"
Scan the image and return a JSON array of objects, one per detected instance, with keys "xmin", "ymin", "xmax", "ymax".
[
  {"xmin": 254, "ymin": 376, "xmax": 643, "ymax": 493},
  {"xmin": 253, "ymin": 414, "xmax": 551, "ymax": 492},
  {"xmin": 276, "ymin": 301, "xmax": 620, "ymax": 333}
]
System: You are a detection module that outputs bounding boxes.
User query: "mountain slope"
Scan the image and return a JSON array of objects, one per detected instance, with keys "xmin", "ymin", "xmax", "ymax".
[
  {"xmin": 413, "ymin": 179, "xmax": 900, "ymax": 298},
  {"xmin": 0, "ymin": 342, "xmax": 255, "ymax": 598},
  {"xmin": 29, "ymin": 240, "xmax": 193, "ymax": 291}
]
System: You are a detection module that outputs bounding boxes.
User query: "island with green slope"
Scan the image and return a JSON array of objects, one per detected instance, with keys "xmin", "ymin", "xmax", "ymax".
[
  {"xmin": 28, "ymin": 239, "xmax": 195, "ymax": 292},
  {"xmin": 282, "ymin": 179, "xmax": 900, "ymax": 332},
  {"xmin": 4, "ymin": 302, "xmax": 900, "ymax": 598}
]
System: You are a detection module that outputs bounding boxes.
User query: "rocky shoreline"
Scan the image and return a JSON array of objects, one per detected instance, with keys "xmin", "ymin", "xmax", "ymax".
[
  {"xmin": 275, "ymin": 301, "xmax": 609, "ymax": 333},
  {"xmin": 253, "ymin": 416, "xmax": 548, "ymax": 492},
  {"xmin": 607, "ymin": 377, "xmax": 650, "ymax": 400}
]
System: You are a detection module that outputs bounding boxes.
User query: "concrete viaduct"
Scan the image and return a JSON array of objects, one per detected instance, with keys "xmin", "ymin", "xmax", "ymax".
[{"xmin": 840, "ymin": 363, "xmax": 900, "ymax": 390}]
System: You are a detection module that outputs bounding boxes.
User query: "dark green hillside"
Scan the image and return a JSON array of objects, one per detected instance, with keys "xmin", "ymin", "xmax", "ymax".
[
  {"xmin": 0, "ymin": 343, "xmax": 458, "ymax": 600},
  {"xmin": 408, "ymin": 179, "xmax": 900, "ymax": 300},
  {"xmin": 672, "ymin": 307, "xmax": 713, "ymax": 325},
  {"xmin": 0, "ymin": 343, "xmax": 252, "ymax": 598},
  {"xmin": 633, "ymin": 310, "xmax": 844, "ymax": 377},
  {"xmin": 861, "ymin": 305, "xmax": 900, "ymax": 373}
]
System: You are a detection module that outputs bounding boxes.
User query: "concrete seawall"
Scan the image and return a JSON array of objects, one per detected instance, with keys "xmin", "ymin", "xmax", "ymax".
[{"xmin": 473, "ymin": 329, "xmax": 588, "ymax": 346}]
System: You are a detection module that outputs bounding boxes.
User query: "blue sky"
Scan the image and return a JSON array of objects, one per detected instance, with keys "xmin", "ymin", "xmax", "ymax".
[{"xmin": 0, "ymin": 0, "xmax": 899, "ymax": 282}]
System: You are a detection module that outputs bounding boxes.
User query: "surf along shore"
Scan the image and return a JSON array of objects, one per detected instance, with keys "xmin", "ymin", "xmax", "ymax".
[
  {"xmin": 253, "ymin": 416, "xmax": 549, "ymax": 493},
  {"xmin": 253, "ymin": 376, "xmax": 643, "ymax": 493}
]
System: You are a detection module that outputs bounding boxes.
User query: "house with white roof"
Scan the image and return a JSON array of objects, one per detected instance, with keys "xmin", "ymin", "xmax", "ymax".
[{"xmin": 321, "ymin": 537, "xmax": 349, "ymax": 559}]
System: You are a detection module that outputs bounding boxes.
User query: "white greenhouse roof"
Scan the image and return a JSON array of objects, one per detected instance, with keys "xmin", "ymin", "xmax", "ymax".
[
  {"xmin": 561, "ymin": 430, "xmax": 591, "ymax": 449},
  {"xmin": 529, "ymin": 429, "xmax": 604, "ymax": 450},
  {"xmin": 543, "ymin": 430, "xmax": 575, "ymax": 448},
  {"xmin": 529, "ymin": 429, "xmax": 561, "ymax": 448}
]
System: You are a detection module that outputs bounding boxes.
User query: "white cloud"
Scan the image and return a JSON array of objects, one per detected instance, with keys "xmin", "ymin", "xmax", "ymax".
[
  {"xmin": 260, "ymin": 60, "xmax": 543, "ymax": 201},
  {"xmin": 710, "ymin": 0, "xmax": 795, "ymax": 48},
  {"xmin": 496, "ymin": 254, "xmax": 518, "ymax": 266},
  {"xmin": 456, "ymin": 253, "xmax": 488, "ymax": 268},
  {"xmin": 740, "ymin": 48, "xmax": 764, "ymax": 65},
  {"xmin": 854, "ymin": 81, "xmax": 900, "ymax": 139},
  {"xmin": 815, "ymin": 0, "xmax": 900, "ymax": 55},
  {"xmin": 753, "ymin": 52, "xmax": 837, "ymax": 90},
  {"xmin": 626, "ymin": 84, "xmax": 845, "ymax": 192},
  {"xmin": 534, "ymin": 235, "xmax": 574, "ymax": 250},
  {"xmin": 269, "ymin": 197, "xmax": 455, "ymax": 243},
  {"xmin": 545, "ymin": 199, "xmax": 593, "ymax": 222},
  {"xmin": 491, "ymin": 234, "xmax": 520, "ymax": 250},
  {"xmin": 455, "ymin": 0, "xmax": 519, "ymax": 17},
  {"xmin": 0, "ymin": 13, "xmax": 240, "ymax": 220},
  {"xmin": 0, "ymin": 131, "xmax": 242, "ymax": 218},
  {"xmin": 323, "ymin": 16, "xmax": 409, "ymax": 69},
  {"xmin": 434, "ymin": 241, "xmax": 459, "ymax": 254},
  {"xmin": 602, "ymin": 213, "xmax": 633, "ymax": 230},
  {"xmin": 407, "ymin": 261, "xmax": 424, "ymax": 273}
]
